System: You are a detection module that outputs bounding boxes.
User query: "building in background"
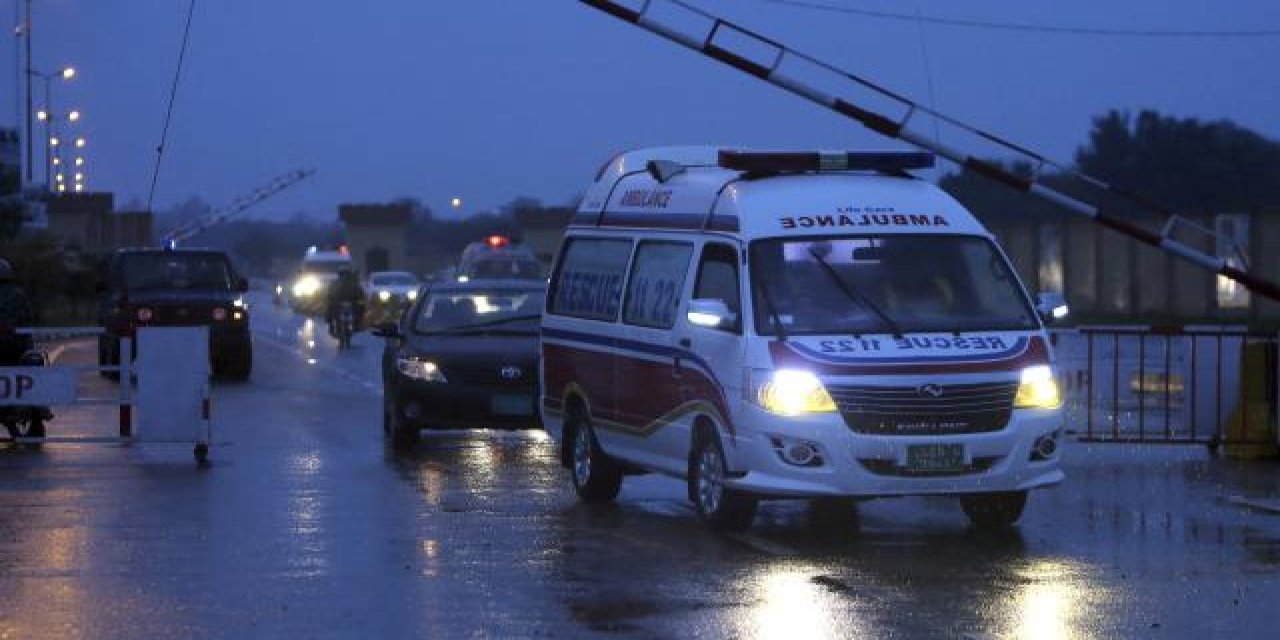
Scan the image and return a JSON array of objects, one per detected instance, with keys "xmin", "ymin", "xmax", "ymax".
[
  {"xmin": 978, "ymin": 209, "xmax": 1280, "ymax": 326},
  {"xmin": 0, "ymin": 128, "xmax": 17, "ymax": 166},
  {"xmin": 339, "ymin": 203, "xmax": 411, "ymax": 276},
  {"xmin": 46, "ymin": 192, "xmax": 153, "ymax": 252}
]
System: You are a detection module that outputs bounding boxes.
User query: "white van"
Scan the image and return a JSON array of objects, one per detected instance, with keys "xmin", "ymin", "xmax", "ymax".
[{"xmin": 541, "ymin": 147, "xmax": 1065, "ymax": 531}]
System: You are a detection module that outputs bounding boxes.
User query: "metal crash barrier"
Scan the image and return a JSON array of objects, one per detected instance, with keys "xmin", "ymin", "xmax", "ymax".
[
  {"xmin": 1, "ymin": 326, "xmax": 213, "ymax": 463},
  {"xmin": 1054, "ymin": 326, "xmax": 1280, "ymax": 457}
]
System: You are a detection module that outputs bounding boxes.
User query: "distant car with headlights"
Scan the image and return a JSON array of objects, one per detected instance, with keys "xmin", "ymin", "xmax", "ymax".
[
  {"xmin": 542, "ymin": 147, "xmax": 1067, "ymax": 532},
  {"xmin": 97, "ymin": 248, "xmax": 253, "ymax": 380},
  {"xmin": 287, "ymin": 247, "xmax": 352, "ymax": 315},
  {"xmin": 365, "ymin": 270, "xmax": 420, "ymax": 323},
  {"xmin": 376, "ymin": 278, "xmax": 544, "ymax": 449}
]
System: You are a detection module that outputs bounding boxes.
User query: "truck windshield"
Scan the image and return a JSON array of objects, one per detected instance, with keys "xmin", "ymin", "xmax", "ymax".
[
  {"xmin": 750, "ymin": 235, "xmax": 1039, "ymax": 335},
  {"xmin": 121, "ymin": 253, "xmax": 232, "ymax": 291}
]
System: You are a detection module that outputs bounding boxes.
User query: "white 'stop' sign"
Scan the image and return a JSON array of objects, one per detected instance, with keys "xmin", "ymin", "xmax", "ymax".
[{"xmin": 0, "ymin": 367, "xmax": 77, "ymax": 406}]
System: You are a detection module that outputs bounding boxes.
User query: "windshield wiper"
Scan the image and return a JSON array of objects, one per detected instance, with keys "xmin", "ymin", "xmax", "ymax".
[
  {"xmin": 424, "ymin": 313, "xmax": 542, "ymax": 335},
  {"xmin": 807, "ymin": 247, "xmax": 904, "ymax": 339}
]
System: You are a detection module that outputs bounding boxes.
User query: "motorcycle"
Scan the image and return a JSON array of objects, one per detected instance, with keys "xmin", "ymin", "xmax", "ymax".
[{"xmin": 1, "ymin": 346, "xmax": 52, "ymax": 443}]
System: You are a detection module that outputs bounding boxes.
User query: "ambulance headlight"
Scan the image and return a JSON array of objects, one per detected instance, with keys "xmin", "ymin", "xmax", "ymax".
[
  {"xmin": 757, "ymin": 369, "xmax": 837, "ymax": 416},
  {"xmin": 1015, "ymin": 365, "xmax": 1061, "ymax": 409},
  {"xmin": 407, "ymin": 290, "xmax": 418, "ymax": 301},
  {"xmin": 397, "ymin": 356, "xmax": 447, "ymax": 383},
  {"xmin": 292, "ymin": 275, "xmax": 321, "ymax": 297},
  {"xmin": 378, "ymin": 290, "xmax": 392, "ymax": 302}
]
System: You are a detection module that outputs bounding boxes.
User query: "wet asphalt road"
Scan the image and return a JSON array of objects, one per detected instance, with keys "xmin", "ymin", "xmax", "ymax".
[{"xmin": 3, "ymin": 290, "xmax": 1280, "ymax": 639}]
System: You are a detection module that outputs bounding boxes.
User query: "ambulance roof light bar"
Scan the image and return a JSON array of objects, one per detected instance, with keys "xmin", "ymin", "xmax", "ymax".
[
  {"xmin": 579, "ymin": 0, "xmax": 1280, "ymax": 303},
  {"xmin": 718, "ymin": 150, "xmax": 934, "ymax": 174}
]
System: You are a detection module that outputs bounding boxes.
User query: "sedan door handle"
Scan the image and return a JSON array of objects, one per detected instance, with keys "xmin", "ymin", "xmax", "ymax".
[{"xmin": 678, "ymin": 338, "xmax": 691, "ymax": 348}]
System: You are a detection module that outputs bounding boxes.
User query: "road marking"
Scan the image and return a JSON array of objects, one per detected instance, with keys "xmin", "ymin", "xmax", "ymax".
[{"xmin": 253, "ymin": 332, "xmax": 382, "ymax": 395}]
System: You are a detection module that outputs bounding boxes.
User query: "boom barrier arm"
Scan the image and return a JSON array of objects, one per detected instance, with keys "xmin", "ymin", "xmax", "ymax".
[
  {"xmin": 579, "ymin": 0, "xmax": 1280, "ymax": 302},
  {"xmin": 163, "ymin": 168, "xmax": 317, "ymax": 246}
]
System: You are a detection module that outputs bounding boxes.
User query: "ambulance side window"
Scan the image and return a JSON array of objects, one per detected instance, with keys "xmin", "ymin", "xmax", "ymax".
[
  {"xmin": 548, "ymin": 237, "xmax": 633, "ymax": 321},
  {"xmin": 623, "ymin": 241, "xmax": 694, "ymax": 329},
  {"xmin": 693, "ymin": 243, "xmax": 741, "ymax": 333}
]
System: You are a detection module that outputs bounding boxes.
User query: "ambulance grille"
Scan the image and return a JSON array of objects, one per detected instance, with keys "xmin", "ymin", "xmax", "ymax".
[{"xmin": 826, "ymin": 381, "xmax": 1018, "ymax": 436}]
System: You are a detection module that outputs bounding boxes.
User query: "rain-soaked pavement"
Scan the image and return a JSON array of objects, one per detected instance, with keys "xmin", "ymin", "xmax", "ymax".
[{"xmin": 3, "ymin": 289, "xmax": 1280, "ymax": 638}]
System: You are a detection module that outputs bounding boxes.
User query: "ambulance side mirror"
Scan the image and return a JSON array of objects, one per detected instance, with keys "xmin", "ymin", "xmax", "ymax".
[
  {"xmin": 687, "ymin": 299, "xmax": 737, "ymax": 331},
  {"xmin": 1036, "ymin": 292, "xmax": 1069, "ymax": 324}
]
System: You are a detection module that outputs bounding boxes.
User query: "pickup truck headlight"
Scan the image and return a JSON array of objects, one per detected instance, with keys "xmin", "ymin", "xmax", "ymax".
[
  {"xmin": 378, "ymin": 290, "xmax": 392, "ymax": 302},
  {"xmin": 397, "ymin": 356, "xmax": 447, "ymax": 383},
  {"xmin": 756, "ymin": 369, "xmax": 837, "ymax": 415},
  {"xmin": 1015, "ymin": 365, "xmax": 1061, "ymax": 409}
]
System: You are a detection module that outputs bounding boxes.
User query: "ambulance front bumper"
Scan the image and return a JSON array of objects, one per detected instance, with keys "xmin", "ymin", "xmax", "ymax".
[{"xmin": 722, "ymin": 406, "xmax": 1065, "ymax": 498}]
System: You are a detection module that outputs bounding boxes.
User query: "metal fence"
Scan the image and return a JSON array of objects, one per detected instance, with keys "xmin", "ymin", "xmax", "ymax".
[{"xmin": 1054, "ymin": 327, "xmax": 1278, "ymax": 448}]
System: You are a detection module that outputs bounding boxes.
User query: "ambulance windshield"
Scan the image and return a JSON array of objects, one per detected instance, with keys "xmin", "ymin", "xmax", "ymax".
[{"xmin": 750, "ymin": 235, "xmax": 1039, "ymax": 335}]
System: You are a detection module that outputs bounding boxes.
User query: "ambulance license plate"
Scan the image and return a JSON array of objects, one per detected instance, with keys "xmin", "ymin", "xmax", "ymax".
[
  {"xmin": 906, "ymin": 444, "xmax": 964, "ymax": 471},
  {"xmin": 491, "ymin": 394, "xmax": 532, "ymax": 416}
]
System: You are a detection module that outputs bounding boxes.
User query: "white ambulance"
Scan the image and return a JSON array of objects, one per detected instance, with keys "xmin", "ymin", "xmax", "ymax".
[{"xmin": 541, "ymin": 147, "xmax": 1065, "ymax": 532}]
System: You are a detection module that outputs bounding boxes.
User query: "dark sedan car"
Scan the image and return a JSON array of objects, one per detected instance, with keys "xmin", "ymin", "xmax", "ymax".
[{"xmin": 377, "ymin": 279, "xmax": 544, "ymax": 449}]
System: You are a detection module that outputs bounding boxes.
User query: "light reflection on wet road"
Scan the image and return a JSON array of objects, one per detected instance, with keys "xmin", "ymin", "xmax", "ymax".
[{"xmin": 2, "ymin": 289, "xmax": 1279, "ymax": 638}]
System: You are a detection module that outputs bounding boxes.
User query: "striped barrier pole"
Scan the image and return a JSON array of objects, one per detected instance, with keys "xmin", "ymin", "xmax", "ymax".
[{"xmin": 579, "ymin": 0, "xmax": 1280, "ymax": 302}]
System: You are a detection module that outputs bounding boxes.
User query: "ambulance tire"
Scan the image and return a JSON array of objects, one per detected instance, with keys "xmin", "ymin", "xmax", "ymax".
[
  {"xmin": 568, "ymin": 411, "xmax": 622, "ymax": 503},
  {"xmin": 690, "ymin": 429, "xmax": 757, "ymax": 532},
  {"xmin": 960, "ymin": 491, "xmax": 1028, "ymax": 530}
]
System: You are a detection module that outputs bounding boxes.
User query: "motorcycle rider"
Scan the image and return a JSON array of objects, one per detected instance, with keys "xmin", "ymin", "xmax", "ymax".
[
  {"xmin": 0, "ymin": 257, "xmax": 51, "ymax": 438},
  {"xmin": 0, "ymin": 258, "xmax": 34, "ymax": 363},
  {"xmin": 325, "ymin": 267, "xmax": 365, "ymax": 337}
]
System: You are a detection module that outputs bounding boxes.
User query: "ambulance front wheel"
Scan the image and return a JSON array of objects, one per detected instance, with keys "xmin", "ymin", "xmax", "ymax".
[
  {"xmin": 959, "ymin": 490, "xmax": 1028, "ymax": 530},
  {"xmin": 568, "ymin": 410, "xmax": 622, "ymax": 503},
  {"xmin": 690, "ymin": 427, "xmax": 757, "ymax": 532}
]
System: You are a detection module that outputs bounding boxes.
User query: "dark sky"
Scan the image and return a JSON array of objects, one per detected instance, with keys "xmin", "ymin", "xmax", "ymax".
[{"xmin": 5, "ymin": 0, "xmax": 1279, "ymax": 220}]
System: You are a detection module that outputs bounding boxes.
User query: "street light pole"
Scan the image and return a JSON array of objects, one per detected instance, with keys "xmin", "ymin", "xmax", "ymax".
[
  {"xmin": 22, "ymin": 0, "xmax": 32, "ymax": 185},
  {"xmin": 42, "ymin": 74, "xmax": 52, "ymax": 190}
]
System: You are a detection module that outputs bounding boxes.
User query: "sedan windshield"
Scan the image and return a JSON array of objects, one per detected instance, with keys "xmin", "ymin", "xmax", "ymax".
[
  {"xmin": 413, "ymin": 288, "xmax": 545, "ymax": 334},
  {"xmin": 750, "ymin": 235, "xmax": 1039, "ymax": 335},
  {"xmin": 121, "ymin": 253, "xmax": 232, "ymax": 291}
]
